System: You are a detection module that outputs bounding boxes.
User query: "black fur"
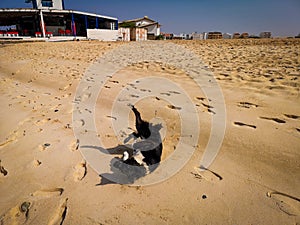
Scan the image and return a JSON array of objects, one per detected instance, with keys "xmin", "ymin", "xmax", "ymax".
[
  {"xmin": 131, "ymin": 105, "xmax": 151, "ymax": 139},
  {"xmin": 130, "ymin": 105, "xmax": 162, "ymax": 166}
]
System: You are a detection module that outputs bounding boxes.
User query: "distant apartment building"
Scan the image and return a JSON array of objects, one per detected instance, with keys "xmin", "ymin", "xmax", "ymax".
[
  {"xmin": 207, "ymin": 32, "xmax": 222, "ymax": 39},
  {"xmin": 260, "ymin": 32, "xmax": 272, "ymax": 38}
]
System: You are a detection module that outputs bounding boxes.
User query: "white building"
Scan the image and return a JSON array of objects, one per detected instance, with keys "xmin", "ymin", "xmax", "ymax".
[
  {"xmin": 25, "ymin": 0, "xmax": 65, "ymax": 10},
  {"xmin": 119, "ymin": 16, "xmax": 161, "ymax": 39},
  {"xmin": 223, "ymin": 33, "xmax": 232, "ymax": 39}
]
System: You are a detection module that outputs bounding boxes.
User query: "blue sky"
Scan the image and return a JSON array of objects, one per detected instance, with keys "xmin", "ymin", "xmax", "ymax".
[{"xmin": 1, "ymin": 0, "xmax": 300, "ymax": 36}]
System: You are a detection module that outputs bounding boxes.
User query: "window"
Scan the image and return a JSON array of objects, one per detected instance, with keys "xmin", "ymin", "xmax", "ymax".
[{"xmin": 41, "ymin": 0, "xmax": 53, "ymax": 7}]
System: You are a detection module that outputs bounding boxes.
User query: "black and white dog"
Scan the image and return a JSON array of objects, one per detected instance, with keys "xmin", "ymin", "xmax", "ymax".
[{"xmin": 123, "ymin": 105, "xmax": 163, "ymax": 167}]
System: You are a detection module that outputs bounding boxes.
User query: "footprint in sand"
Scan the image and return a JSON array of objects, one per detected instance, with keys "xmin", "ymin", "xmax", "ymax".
[
  {"xmin": 32, "ymin": 159, "xmax": 42, "ymax": 167},
  {"xmin": 234, "ymin": 121, "xmax": 257, "ymax": 129},
  {"xmin": 199, "ymin": 102, "xmax": 215, "ymax": 115},
  {"xmin": 201, "ymin": 102, "xmax": 214, "ymax": 109},
  {"xmin": 284, "ymin": 114, "xmax": 300, "ymax": 120},
  {"xmin": 69, "ymin": 139, "xmax": 79, "ymax": 152},
  {"xmin": 35, "ymin": 118, "xmax": 51, "ymax": 126},
  {"xmin": 73, "ymin": 161, "xmax": 87, "ymax": 181},
  {"xmin": 81, "ymin": 92, "xmax": 91, "ymax": 102},
  {"xmin": 267, "ymin": 191, "xmax": 300, "ymax": 216},
  {"xmin": 85, "ymin": 109, "xmax": 92, "ymax": 113},
  {"xmin": 168, "ymin": 91, "xmax": 181, "ymax": 94},
  {"xmin": 0, "ymin": 137, "xmax": 15, "ymax": 148},
  {"xmin": 48, "ymin": 198, "xmax": 68, "ymax": 225},
  {"xmin": 259, "ymin": 116, "xmax": 286, "ymax": 124},
  {"xmin": 39, "ymin": 143, "xmax": 51, "ymax": 151},
  {"xmin": 31, "ymin": 188, "xmax": 64, "ymax": 198},
  {"xmin": 195, "ymin": 96, "xmax": 211, "ymax": 102},
  {"xmin": 109, "ymin": 80, "xmax": 119, "ymax": 84},
  {"xmin": 140, "ymin": 89, "xmax": 151, "ymax": 92},
  {"xmin": 106, "ymin": 115, "xmax": 117, "ymax": 120},
  {"xmin": 73, "ymin": 119, "xmax": 85, "ymax": 128},
  {"xmin": 85, "ymin": 77, "xmax": 95, "ymax": 82},
  {"xmin": 0, "ymin": 201, "xmax": 31, "ymax": 224},
  {"xmin": 237, "ymin": 102, "xmax": 259, "ymax": 109},
  {"xmin": 192, "ymin": 166, "xmax": 223, "ymax": 183},
  {"xmin": 0, "ymin": 160, "xmax": 8, "ymax": 177},
  {"xmin": 167, "ymin": 105, "xmax": 182, "ymax": 110}
]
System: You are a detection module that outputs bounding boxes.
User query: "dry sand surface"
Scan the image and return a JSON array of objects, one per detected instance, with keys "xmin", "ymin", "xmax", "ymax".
[{"xmin": 0, "ymin": 39, "xmax": 299, "ymax": 224}]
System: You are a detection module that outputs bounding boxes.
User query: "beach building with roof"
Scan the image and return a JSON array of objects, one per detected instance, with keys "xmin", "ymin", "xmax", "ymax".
[
  {"xmin": 222, "ymin": 33, "xmax": 232, "ymax": 39},
  {"xmin": 260, "ymin": 31, "xmax": 272, "ymax": 38},
  {"xmin": 119, "ymin": 16, "xmax": 161, "ymax": 40},
  {"xmin": 232, "ymin": 33, "xmax": 240, "ymax": 39},
  {"xmin": 207, "ymin": 32, "xmax": 222, "ymax": 39},
  {"xmin": 0, "ymin": 0, "xmax": 118, "ymax": 40}
]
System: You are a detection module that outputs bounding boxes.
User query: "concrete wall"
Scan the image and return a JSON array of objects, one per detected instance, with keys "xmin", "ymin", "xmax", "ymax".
[
  {"xmin": 145, "ymin": 24, "xmax": 160, "ymax": 36},
  {"xmin": 130, "ymin": 28, "xmax": 147, "ymax": 41},
  {"xmin": 87, "ymin": 29, "xmax": 118, "ymax": 41},
  {"xmin": 118, "ymin": 27, "xmax": 130, "ymax": 41}
]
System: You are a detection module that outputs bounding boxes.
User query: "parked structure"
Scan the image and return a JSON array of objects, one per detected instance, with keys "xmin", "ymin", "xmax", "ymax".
[
  {"xmin": 119, "ymin": 16, "xmax": 161, "ymax": 40},
  {"xmin": 260, "ymin": 31, "xmax": 272, "ymax": 38},
  {"xmin": 0, "ymin": 0, "xmax": 118, "ymax": 40}
]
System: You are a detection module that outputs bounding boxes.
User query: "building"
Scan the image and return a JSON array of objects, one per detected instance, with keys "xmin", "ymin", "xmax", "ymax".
[
  {"xmin": 207, "ymin": 32, "xmax": 222, "ymax": 39},
  {"xmin": 260, "ymin": 32, "xmax": 272, "ymax": 38},
  {"xmin": 191, "ymin": 32, "xmax": 201, "ymax": 40},
  {"xmin": 161, "ymin": 32, "xmax": 173, "ymax": 40},
  {"xmin": 26, "ymin": 0, "xmax": 65, "ymax": 10},
  {"xmin": 0, "ymin": 0, "xmax": 118, "ymax": 40},
  {"xmin": 232, "ymin": 33, "xmax": 240, "ymax": 39},
  {"xmin": 119, "ymin": 16, "xmax": 161, "ymax": 40},
  {"xmin": 240, "ymin": 32, "xmax": 249, "ymax": 38},
  {"xmin": 222, "ymin": 33, "xmax": 232, "ymax": 39}
]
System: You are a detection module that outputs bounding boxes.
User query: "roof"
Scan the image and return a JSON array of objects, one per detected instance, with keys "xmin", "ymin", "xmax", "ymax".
[
  {"xmin": 0, "ymin": 8, "xmax": 117, "ymax": 21},
  {"xmin": 138, "ymin": 22, "xmax": 161, "ymax": 28},
  {"xmin": 120, "ymin": 16, "xmax": 156, "ymax": 24}
]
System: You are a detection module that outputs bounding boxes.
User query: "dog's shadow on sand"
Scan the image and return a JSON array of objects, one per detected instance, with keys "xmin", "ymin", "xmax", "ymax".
[{"xmin": 81, "ymin": 123, "xmax": 163, "ymax": 185}]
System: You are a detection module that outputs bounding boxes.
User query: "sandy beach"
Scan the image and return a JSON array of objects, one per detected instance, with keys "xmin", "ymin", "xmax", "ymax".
[{"xmin": 0, "ymin": 38, "xmax": 299, "ymax": 224}]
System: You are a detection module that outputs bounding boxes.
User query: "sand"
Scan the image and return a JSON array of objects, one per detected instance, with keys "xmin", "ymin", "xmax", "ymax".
[{"xmin": 0, "ymin": 38, "xmax": 299, "ymax": 224}]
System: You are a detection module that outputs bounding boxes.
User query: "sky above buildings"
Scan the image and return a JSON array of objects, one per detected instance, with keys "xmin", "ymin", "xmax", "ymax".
[{"xmin": 1, "ymin": 0, "xmax": 300, "ymax": 36}]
